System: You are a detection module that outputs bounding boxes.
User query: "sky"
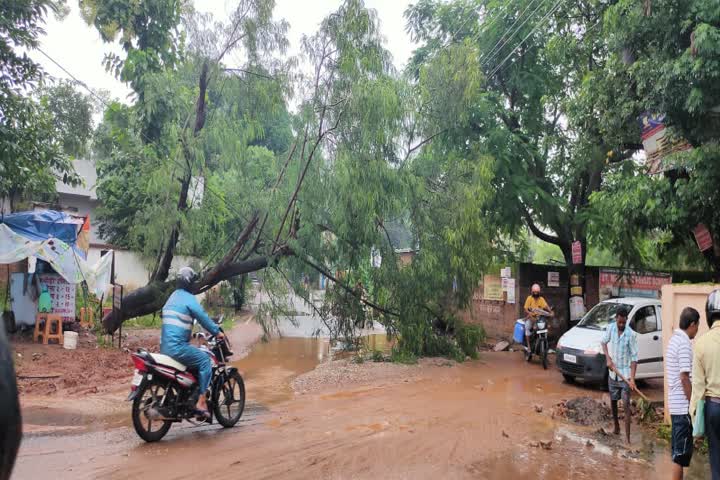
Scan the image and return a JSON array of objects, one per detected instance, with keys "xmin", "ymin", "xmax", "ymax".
[{"xmin": 31, "ymin": 0, "xmax": 418, "ymax": 105}]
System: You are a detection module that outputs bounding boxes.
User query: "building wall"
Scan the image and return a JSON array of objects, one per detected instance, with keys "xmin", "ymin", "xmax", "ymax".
[
  {"xmin": 57, "ymin": 195, "xmax": 102, "ymax": 244},
  {"xmin": 661, "ymin": 283, "xmax": 718, "ymax": 422},
  {"xmin": 458, "ymin": 263, "xmax": 712, "ymax": 344},
  {"xmin": 87, "ymin": 247, "xmax": 199, "ymax": 294},
  {"xmin": 457, "ymin": 295, "xmax": 518, "ymax": 340}
]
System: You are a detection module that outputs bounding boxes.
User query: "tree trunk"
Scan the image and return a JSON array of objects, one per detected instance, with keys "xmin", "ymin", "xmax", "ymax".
[{"xmin": 103, "ymin": 256, "xmax": 270, "ymax": 333}]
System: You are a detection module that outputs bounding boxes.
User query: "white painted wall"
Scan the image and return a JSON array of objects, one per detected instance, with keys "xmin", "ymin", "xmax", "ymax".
[{"xmin": 87, "ymin": 247, "xmax": 200, "ymax": 294}]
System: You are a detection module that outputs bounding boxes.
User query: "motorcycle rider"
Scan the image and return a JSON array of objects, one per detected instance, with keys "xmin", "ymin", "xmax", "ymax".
[
  {"xmin": 523, "ymin": 283, "xmax": 553, "ymax": 351},
  {"xmin": 160, "ymin": 267, "xmax": 224, "ymax": 419}
]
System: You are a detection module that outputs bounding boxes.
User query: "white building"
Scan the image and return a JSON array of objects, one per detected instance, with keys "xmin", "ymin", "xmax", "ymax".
[{"xmin": 46, "ymin": 159, "xmax": 194, "ymax": 291}]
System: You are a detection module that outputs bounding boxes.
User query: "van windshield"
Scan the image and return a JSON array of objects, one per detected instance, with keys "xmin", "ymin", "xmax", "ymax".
[{"xmin": 577, "ymin": 302, "xmax": 632, "ymax": 330}]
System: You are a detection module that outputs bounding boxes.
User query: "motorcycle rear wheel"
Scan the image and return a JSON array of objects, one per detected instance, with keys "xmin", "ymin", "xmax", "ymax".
[
  {"xmin": 132, "ymin": 379, "xmax": 173, "ymax": 442},
  {"xmin": 213, "ymin": 370, "xmax": 245, "ymax": 428}
]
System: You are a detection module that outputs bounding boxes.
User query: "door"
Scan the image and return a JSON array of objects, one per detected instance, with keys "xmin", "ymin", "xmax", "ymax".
[
  {"xmin": 10, "ymin": 273, "xmax": 39, "ymax": 328},
  {"xmin": 630, "ymin": 305, "xmax": 663, "ymax": 378}
]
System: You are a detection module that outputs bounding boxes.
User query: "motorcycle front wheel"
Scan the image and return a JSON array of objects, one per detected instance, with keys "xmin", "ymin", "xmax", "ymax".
[
  {"xmin": 132, "ymin": 379, "xmax": 173, "ymax": 442},
  {"xmin": 213, "ymin": 370, "xmax": 245, "ymax": 428}
]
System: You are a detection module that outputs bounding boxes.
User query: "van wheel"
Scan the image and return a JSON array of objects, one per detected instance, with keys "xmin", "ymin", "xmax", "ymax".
[{"xmin": 562, "ymin": 374, "xmax": 575, "ymax": 384}]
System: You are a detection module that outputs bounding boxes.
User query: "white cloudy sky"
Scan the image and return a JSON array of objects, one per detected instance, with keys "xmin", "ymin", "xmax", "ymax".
[{"xmin": 31, "ymin": 0, "xmax": 417, "ymax": 104}]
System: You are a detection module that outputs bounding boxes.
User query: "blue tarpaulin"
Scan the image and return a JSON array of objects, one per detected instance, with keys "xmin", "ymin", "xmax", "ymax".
[{"xmin": 0, "ymin": 210, "xmax": 79, "ymax": 246}]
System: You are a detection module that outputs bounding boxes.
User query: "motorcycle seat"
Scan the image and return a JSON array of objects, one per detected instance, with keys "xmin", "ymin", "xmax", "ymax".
[{"xmin": 149, "ymin": 353, "xmax": 187, "ymax": 372}]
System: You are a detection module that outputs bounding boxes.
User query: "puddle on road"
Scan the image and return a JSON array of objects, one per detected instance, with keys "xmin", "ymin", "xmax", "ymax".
[
  {"xmin": 233, "ymin": 337, "xmax": 330, "ymax": 405},
  {"xmin": 233, "ymin": 333, "xmax": 390, "ymax": 405}
]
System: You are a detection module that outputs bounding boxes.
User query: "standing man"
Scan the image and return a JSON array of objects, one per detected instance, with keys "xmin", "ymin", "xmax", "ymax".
[
  {"xmin": 691, "ymin": 290, "xmax": 720, "ymax": 480},
  {"xmin": 523, "ymin": 283, "xmax": 553, "ymax": 351},
  {"xmin": 601, "ymin": 305, "xmax": 638, "ymax": 444},
  {"xmin": 667, "ymin": 307, "xmax": 700, "ymax": 480}
]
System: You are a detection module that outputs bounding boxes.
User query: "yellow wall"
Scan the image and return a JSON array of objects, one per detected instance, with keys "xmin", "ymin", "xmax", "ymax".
[{"xmin": 661, "ymin": 283, "xmax": 718, "ymax": 422}]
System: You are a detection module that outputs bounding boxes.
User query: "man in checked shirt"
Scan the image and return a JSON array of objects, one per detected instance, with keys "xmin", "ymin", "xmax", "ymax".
[{"xmin": 601, "ymin": 305, "xmax": 638, "ymax": 444}]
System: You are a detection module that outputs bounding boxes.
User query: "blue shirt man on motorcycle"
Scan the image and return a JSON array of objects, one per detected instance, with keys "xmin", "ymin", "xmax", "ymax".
[{"xmin": 160, "ymin": 267, "xmax": 223, "ymax": 419}]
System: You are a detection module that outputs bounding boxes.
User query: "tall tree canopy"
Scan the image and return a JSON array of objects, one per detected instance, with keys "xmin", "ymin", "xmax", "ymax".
[
  {"xmin": 404, "ymin": 0, "xmax": 641, "ymax": 322},
  {"xmin": 588, "ymin": 0, "xmax": 720, "ymax": 277},
  {"xmin": 87, "ymin": 0, "xmax": 492, "ymax": 358},
  {"xmin": 0, "ymin": 0, "xmax": 87, "ymax": 211}
]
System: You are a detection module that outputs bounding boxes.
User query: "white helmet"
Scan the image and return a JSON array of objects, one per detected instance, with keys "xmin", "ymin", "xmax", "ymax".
[{"xmin": 177, "ymin": 267, "xmax": 198, "ymax": 290}]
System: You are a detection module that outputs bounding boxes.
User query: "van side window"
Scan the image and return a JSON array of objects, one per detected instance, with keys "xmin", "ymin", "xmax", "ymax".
[{"xmin": 632, "ymin": 306, "xmax": 658, "ymax": 334}]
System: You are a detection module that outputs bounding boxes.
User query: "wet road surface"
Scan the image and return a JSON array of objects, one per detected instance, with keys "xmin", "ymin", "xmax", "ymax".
[{"xmin": 14, "ymin": 343, "xmax": 712, "ymax": 480}]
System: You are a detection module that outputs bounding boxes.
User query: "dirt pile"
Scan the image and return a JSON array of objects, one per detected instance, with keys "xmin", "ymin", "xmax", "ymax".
[
  {"xmin": 292, "ymin": 357, "xmax": 454, "ymax": 394},
  {"xmin": 13, "ymin": 329, "xmax": 159, "ymax": 396},
  {"xmin": 553, "ymin": 397, "xmax": 611, "ymax": 426}
]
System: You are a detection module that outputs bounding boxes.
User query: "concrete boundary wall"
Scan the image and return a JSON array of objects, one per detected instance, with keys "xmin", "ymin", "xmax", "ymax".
[{"xmin": 661, "ymin": 283, "xmax": 718, "ymax": 422}]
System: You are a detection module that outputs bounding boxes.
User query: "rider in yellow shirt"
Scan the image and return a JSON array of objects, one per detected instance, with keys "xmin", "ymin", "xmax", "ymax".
[{"xmin": 524, "ymin": 284, "xmax": 553, "ymax": 350}]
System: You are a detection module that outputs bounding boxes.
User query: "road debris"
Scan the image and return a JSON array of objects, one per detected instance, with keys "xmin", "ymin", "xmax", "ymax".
[
  {"xmin": 552, "ymin": 397, "xmax": 611, "ymax": 426},
  {"xmin": 493, "ymin": 341, "xmax": 510, "ymax": 352}
]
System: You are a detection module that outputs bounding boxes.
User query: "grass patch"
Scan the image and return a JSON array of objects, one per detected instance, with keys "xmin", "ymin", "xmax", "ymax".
[
  {"xmin": 124, "ymin": 314, "xmax": 162, "ymax": 329},
  {"xmin": 455, "ymin": 323, "xmax": 485, "ymax": 360},
  {"xmin": 390, "ymin": 348, "xmax": 418, "ymax": 365},
  {"xmin": 370, "ymin": 349, "xmax": 385, "ymax": 362}
]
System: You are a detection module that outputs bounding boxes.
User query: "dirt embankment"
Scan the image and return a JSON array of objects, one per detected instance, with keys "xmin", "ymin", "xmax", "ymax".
[
  {"xmin": 12, "ymin": 311, "xmax": 261, "ymax": 398},
  {"xmin": 13, "ymin": 329, "xmax": 159, "ymax": 397}
]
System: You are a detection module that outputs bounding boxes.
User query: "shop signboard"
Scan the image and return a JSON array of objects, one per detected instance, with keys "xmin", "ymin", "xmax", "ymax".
[{"xmin": 599, "ymin": 268, "xmax": 672, "ymax": 301}]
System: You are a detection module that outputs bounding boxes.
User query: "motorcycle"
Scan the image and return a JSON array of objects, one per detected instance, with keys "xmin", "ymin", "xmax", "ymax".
[
  {"xmin": 524, "ymin": 309, "xmax": 550, "ymax": 370},
  {"xmin": 127, "ymin": 318, "xmax": 245, "ymax": 442}
]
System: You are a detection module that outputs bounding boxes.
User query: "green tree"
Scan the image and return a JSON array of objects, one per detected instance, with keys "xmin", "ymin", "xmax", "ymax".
[
  {"xmin": 0, "ymin": 0, "xmax": 80, "ymax": 210},
  {"xmin": 587, "ymin": 0, "xmax": 720, "ymax": 277},
  {"xmin": 40, "ymin": 80, "xmax": 95, "ymax": 158},
  {"xmin": 405, "ymin": 0, "xmax": 645, "ymax": 322},
  {"xmin": 94, "ymin": 1, "xmax": 489, "ymax": 361}
]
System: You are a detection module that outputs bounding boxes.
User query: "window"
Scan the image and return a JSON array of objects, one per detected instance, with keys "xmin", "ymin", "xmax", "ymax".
[
  {"xmin": 578, "ymin": 302, "xmax": 632, "ymax": 330},
  {"xmin": 631, "ymin": 306, "xmax": 658, "ymax": 334}
]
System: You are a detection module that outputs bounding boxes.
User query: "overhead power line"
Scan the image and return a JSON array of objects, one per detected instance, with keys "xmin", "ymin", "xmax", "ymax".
[
  {"xmin": 480, "ymin": 0, "xmax": 547, "ymax": 67},
  {"xmin": 487, "ymin": 0, "xmax": 566, "ymax": 78}
]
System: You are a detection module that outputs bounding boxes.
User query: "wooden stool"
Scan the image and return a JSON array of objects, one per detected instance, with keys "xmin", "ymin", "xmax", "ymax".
[
  {"xmin": 80, "ymin": 307, "xmax": 94, "ymax": 328},
  {"xmin": 33, "ymin": 313, "xmax": 64, "ymax": 345}
]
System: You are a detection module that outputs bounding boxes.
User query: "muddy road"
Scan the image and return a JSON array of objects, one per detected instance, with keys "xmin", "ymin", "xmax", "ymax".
[{"xmin": 14, "ymin": 341, "xmax": 712, "ymax": 480}]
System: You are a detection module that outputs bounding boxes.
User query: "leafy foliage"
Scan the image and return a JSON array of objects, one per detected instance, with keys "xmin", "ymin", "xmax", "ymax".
[
  {"xmin": 587, "ymin": 0, "xmax": 720, "ymax": 276},
  {"xmin": 0, "ymin": 0, "xmax": 81, "ymax": 208},
  {"xmin": 404, "ymin": 0, "xmax": 625, "ymax": 272}
]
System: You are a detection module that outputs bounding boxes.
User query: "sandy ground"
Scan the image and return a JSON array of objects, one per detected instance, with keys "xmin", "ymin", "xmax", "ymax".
[{"xmin": 12, "ymin": 347, "xmax": 712, "ymax": 480}]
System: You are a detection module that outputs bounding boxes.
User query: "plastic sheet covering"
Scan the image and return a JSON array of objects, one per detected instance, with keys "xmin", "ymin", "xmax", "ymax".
[
  {"xmin": 1, "ymin": 210, "xmax": 80, "ymax": 245},
  {"xmin": 0, "ymin": 224, "xmax": 112, "ymax": 298}
]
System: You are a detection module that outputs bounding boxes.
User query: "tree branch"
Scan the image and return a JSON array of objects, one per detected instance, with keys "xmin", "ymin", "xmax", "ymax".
[
  {"xmin": 295, "ymin": 252, "xmax": 400, "ymax": 317},
  {"xmin": 403, "ymin": 129, "xmax": 447, "ymax": 161},
  {"xmin": 151, "ymin": 61, "xmax": 210, "ymax": 282},
  {"xmin": 522, "ymin": 206, "xmax": 563, "ymax": 247}
]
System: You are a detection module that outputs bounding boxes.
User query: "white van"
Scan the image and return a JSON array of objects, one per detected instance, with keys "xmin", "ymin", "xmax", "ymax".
[{"xmin": 555, "ymin": 297, "xmax": 663, "ymax": 384}]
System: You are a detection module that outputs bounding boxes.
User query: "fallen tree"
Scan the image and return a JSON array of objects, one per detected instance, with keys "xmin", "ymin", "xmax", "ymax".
[
  {"xmin": 99, "ymin": 0, "xmax": 385, "ymax": 332},
  {"xmin": 94, "ymin": 1, "xmax": 498, "ymax": 362}
]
